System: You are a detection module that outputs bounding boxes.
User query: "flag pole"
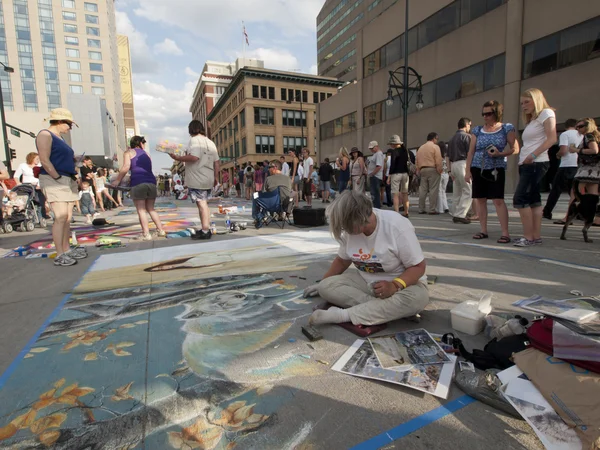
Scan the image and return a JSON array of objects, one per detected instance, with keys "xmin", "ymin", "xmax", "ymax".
[{"xmin": 242, "ymin": 21, "xmax": 246, "ymax": 65}]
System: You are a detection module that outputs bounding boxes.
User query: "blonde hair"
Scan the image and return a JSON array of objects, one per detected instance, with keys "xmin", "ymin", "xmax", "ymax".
[
  {"xmin": 578, "ymin": 118, "xmax": 600, "ymax": 142},
  {"xmin": 327, "ymin": 190, "xmax": 372, "ymax": 242},
  {"xmin": 521, "ymin": 88, "xmax": 553, "ymax": 124},
  {"xmin": 339, "ymin": 146, "xmax": 350, "ymax": 159}
]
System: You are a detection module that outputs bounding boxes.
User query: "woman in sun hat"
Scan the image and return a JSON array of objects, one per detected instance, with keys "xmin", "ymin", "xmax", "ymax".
[{"xmin": 37, "ymin": 108, "xmax": 86, "ymax": 267}]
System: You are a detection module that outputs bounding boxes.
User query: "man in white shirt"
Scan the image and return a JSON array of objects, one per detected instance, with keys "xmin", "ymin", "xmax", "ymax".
[
  {"xmin": 543, "ymin": 119, "xmax": 583, "ymax": 221},
  {"xmin": 301, "ymin": 148, "xmax": 314, "ymax": 207},
  {"xmin": 367, "ymin": 141, "xmax": 384, "ymax": 208},
  {"xmin": 280, "ymin": 156, "xmax": 290, "ymax": 177}
]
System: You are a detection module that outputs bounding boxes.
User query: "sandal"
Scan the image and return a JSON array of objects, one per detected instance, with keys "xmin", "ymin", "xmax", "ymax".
[
  {"xmin": 553, "ymin": 220, "xmax": 567, "ymax": 225},
  {"xmin": 473, "ymin": 232, "xmax": 489, "ymax": 240},
  {"xmin": 497, "ymin": 236, "xmax": 511, "ymax": 244}
]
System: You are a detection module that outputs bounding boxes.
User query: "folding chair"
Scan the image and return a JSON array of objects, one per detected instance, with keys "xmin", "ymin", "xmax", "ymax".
[{"xmin": 254, "ymin": 188, "xmax": 293, "ymax": 229}]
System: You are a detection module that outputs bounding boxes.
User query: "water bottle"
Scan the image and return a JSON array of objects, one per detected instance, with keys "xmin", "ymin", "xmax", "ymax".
[
  {"xmin": 225, "ymin": 213, "xmax": 231, "ymax": 231},
  {"xmin": 210, "ymin": 222, "xmax": 217, "ymax": 234}
]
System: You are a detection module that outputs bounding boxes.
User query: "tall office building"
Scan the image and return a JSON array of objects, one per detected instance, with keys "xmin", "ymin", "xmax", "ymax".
[
  {"xmin": 317, "ymin": 0, "xmax": 600, "ymax": 190},
  {"xmin": 0, "ymin": 0, "xmax": 125, "ymax": 168},
  {"xmin": 117, "ymin": 34, "xmax": 136, "ymax": 145}
]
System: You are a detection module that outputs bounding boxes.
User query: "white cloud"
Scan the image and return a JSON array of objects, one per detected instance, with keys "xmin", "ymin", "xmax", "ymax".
[
  {"xmin": 154, "ymin": 38, "xmax": 184, "ymax": 56},
  {"xmin": 184, "ymin": 66, "xmax": 200, "ymax": 78},
  {"xmin": 233, "ymin": 47, "xmax": 300, "ymax": 72},
  {"xmin": 308, "ymin": 64, "xmax": 318, "ymax": 75},
  {"xmin": 115, "ymin": 10, "xmax": 158, "ymax": 74}
]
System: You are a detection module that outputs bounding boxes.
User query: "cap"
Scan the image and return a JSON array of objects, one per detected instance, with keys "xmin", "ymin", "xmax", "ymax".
[
  {"xmin": 350, "ymin": 147, "xmax": 359, "ymax": 153},
  {"xmin": 368, "ymin": 141, "xmax": 378, "ymax": 149},
  {"xmin": 46, "ymin": 108, "xmax": 79, "ymax": 127},
  {"xmin": 387, "ymin": 135, "xmax": 403, "ymax": 145}
]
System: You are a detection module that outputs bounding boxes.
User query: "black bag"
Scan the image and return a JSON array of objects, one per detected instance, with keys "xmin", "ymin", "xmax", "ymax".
[
  {"xmin": 293, "ymin": 207, "xmax": 326, "ymax": 226},
  {"xmin": 442, "ymin": 333, "xmax": 529, "ymax": 371}
]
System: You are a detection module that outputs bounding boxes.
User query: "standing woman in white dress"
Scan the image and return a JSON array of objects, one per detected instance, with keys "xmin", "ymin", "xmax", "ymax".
[{"xmin": 437, "ymin": 141, "xmax": 449, "ymax": 213}]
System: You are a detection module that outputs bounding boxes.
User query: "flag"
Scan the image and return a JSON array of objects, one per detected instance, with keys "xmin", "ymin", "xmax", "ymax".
[{"xmin": 243, "ymin": 23, "xmax": 249, "ymax": 46}]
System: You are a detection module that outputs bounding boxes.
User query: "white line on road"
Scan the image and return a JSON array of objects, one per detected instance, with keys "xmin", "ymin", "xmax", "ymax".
[{"xmin": 540, "ymin": 259, "xmax": 600, "ymax": 274}]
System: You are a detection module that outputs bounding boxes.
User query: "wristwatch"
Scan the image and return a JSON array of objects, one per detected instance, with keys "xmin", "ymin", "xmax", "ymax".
[{"xmin": 53, "ymin": 175, "xmax": 62, "ymax": 181}]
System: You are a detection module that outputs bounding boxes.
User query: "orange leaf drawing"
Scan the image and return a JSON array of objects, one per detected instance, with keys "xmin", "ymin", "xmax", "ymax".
[
  {"xmin": 38, "ymin": 430, "xmax": 60, "ymax": 447},
  {"xmin": 167, "ymin": 417, "xmax": 223, "ymax": 450},
  {"xmin": 32, "ymin": 397, "xmax": 56, "ymax": 411},
  {"xmin": 84, "ymin": 352, "xmax": 98, "ymax": 361},
  {"xmin": 56, "ymin": 394, "xmax": 78, "ymax": 405},
  {"xmin": 30, "ymin": 413, "xmax": 67, "ymax": 434},
  {"xmin": 11, "ymin": 409, "xmax": 37, "ymax": 430},
  {"xmin": 111, "ymin": 382, "xmax": 134, "ymax": 402},
  {"xmin": 0, "ymin": 423, "xmax": 17, "ymax": 441}
]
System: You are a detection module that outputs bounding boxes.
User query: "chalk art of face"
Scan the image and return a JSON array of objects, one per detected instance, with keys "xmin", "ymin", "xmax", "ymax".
[{"xmin": 178, "ymin": 287, "xmax": 308, "ymax": 383}]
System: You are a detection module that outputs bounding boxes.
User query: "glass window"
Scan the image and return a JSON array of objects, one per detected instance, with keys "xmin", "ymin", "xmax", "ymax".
[
  {"xmin": 459, "ymin": 63, "xmax": 484, "ymax": 98},
  {"xmin": 435, "ymin": 2, "xmax": 460, "ymax": 44},
  {"xmin": 320, "ymin": 121, "xmax": 334, "ymax": 140},
  {"xmin": 523, "ymin": 34, "xmax": 559, "ymax": 79},
  {"xmin": 41, "ymin": 45, "xmax": 55, "ymax": 55},
  {"xmin": 89, "ymin": 51, "xmax": 102, "ymax": 60},
  {"xmin": 436, "ymin": 71, "xmax": 461, "ymax": 105},
  {"xmin": 66, "ymin": 48, "xmax": 79, "ymax": 58},
  {"xmin": 254, "ymin": 107, "xmax": 274, "ymax": 125},
  {"xmin": 88, "ymin": 39, "xmax": 101, "ymax": 48},
  {"xmin": 63, "ymin": 24, "xmax": 77, "ymax": 33},
  {"xmin": 320, "ymin": 92, "xmax": 326, "ymax": 101},
  {"xmin": 17, "ymin": 30, "xmax": 31, "ymax": 40},
  {"xmin": 384, "ymin": 36, "xmax": 402, "ymax": 67},
  {"xmin": 41, "ymin": 33, "xmax": 55, "ymax": 44},
  {"xmin": 92, "ymin": 87, "xmax": 104, "ymax": 95},
  {"xmin": 85, "ymin": 2, "xmax": 99, "ymax": 12},
  {"xmin": 385, "ymin": 94, "xmax": 402, "ymax": 119},
  {"xmin": 460, "ymin": 0, "xmax": 487, "ymax": 26},
  {"xmin": 91, "ymin": 74, "xmax": 104, "ymax": 83},
  {"xmin": 313, "ymin": 92, "xmax": 319, "ymax": 103},
  {"xmin": 252, "ymin": 85, "xmax": 259, "ymax": 98},
  {"xmin": 70, "ymin": 85, "xmax": 83, "ymax": 94},
  {"xmin": 302, "ymin": 90, "xmax": 308, "ymax": 103},
  {"xmin": 86, "ymin": 27, "xmax": 100, "ymax": 36},
  {"xmin": 420, "ymin": 82, "xmax": 436, "ymax": 110},
  {"xmin": 484, "ymin": 54, "xmax": 505, "ymax": 90},
  {"xmin": 69, "ymin": 73, "xmax": 82, "ymax": 82},
  {"xmin": 486, "ymin": 0, "xmax": 504, "ymax": 10},
  {"xmin": 85, "ymin": 15, "xmax": 99, "ymax": 24},
  {"xmin": 363, "ymin": 102, "xmax": 384, "ymax": 127},
  {"xmin": 89, "ymin": 62, "xmax": 102, "ymax": 72},
  {"xmin": 67, "ymin": 60, "xmax": 80, "ymax": 70},
  {"xmin": 240, "ymin": 109, "xmax": 245, "ymax": 127},
  {"xmin": 260, "ymin": 85, "xmax": 267, "ymax": 99},
  {"xmin": 418, "ymin": 15, "xmax": 437, "ymax": 49},
  {"xmin": 268, "ymin": 86, "xmax": 275, "ymax": 100},
  {"xmin": 558, "ymin": 17, "xmax": 600, "ymax": 69},
  {"xmin": 62, "ymin": 0, "xmax": 75, "ymax": 8},
  {"xmin": 62, "ymin": 11, "xmax": 76, "ymax": 21},
  {"xmin": 281, "ymin": 88, "xmax": 287, "ymax": 101},
  {"xmin": 363, "ymin": 50, "xmax": 382, "ymax": 77},
  {"xmin": 65, "ymin": 36, "xmax": 79, "ymax": 45}
]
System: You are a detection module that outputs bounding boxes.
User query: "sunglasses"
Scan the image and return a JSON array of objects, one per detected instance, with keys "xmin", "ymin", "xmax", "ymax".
[
  {"xmin": 576, "ymin": 124, "xmax": 586, "ymax": 129},
  {"xmin": 482, "ymin": 112, "xmax": 495, "ymax": 117}
]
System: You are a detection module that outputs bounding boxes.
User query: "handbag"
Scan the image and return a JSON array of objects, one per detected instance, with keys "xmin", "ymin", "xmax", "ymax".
[{"xmin": 406, "ymin": 147, "xmax": 417, "ymax": 176}]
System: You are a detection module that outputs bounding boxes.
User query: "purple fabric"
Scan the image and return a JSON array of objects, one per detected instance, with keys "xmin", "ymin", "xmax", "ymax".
[{"xmin": 130, "ymin": 148, "xmax": 156, "ymax": 186}]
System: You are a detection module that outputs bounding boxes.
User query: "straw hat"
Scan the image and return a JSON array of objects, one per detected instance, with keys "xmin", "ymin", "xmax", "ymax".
[
  {"xmin": 387, "ymin": 135, "xmax": 403, "ymax": 145},
  {"xmin": 46, "ymin": 108, "xmax": 79, "ymax": 127}
]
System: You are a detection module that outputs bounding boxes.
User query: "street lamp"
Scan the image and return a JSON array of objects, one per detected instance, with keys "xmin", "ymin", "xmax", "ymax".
[
  {"xmin": 286, "ymin": 92, "xmax": 305, "ymax": 152},
  {"xmin": 385, "ymin": 0, "xmax": 424, "ymax": 148},
  {"xmin": 0, "ymin": 61, "xmax": 14, "ymax": 173}
]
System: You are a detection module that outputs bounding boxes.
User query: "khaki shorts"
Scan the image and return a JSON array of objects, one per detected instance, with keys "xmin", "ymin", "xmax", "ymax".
[
  {"xmin": 131, "ymin": 183, "xmax": 158, "ymax": 200},
  {"xmin": 390, "ymin": 173, "xmax": 409, "ymax": 194},
  {"xmin": 39, "ymin": 174, "xmax": 78, "ymax": 203}
]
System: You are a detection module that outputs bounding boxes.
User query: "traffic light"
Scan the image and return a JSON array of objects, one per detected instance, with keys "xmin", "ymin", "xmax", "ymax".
[{"xmin": 9, "ymin": 148, "xmax": 16, "ymax": 159}]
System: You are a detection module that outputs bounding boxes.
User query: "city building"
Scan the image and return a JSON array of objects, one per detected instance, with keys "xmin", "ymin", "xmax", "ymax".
[
  {"xmin": 0, "ymin": 0, "xmax": 126, "ymax": 169},
  {"xmin": 189, "ymin": 58, "xmax": 264, "ymax": 138},
  {"xmin": 117, "ymin": 34, "xmax": 137, "ymax": 146},
  {"xmin": 206, "ymin": 67, "xmax": 342, "ymax": 180},
  {"xmin": 317, "ymin": 0, "xmax": 600, "ymax": 190}
]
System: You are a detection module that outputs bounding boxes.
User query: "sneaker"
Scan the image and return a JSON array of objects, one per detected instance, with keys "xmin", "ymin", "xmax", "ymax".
[
  {"xmin": 67, "ymin": 246, "xmax": 88, "ymax": 259},
  {"xmin": 191, "ymin": 229, "xmax": 212, "ymax": 240},
  {"xmin": 54, "ymin": 253, "xmax": 77, "ymax": 266},
  {"xmin": 453, "ymin": 217, "xmax": 471, "ymax": 224},
  {"xmin": 533, "ymin": 238, "xmax": 543, "ymax": 245},
  {"xmin": 156, "ymin": 230, "xmax": 167, "ymax": 237},
  {"xmin": 135, "ymin": 233, "xmax": 153, "ymax": 241},
  {"xmin": 513, "ymin": 237, "xmax": 535, "ymax": 247},
  {"xmin": 93, "ymin": 212, "xmax": 100, "ymax": 218}
]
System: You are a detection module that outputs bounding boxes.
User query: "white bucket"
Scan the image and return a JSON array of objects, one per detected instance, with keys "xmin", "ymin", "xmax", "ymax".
[{"xmin": 450, "ymin": 293, "xmax": 493, "ymax": 335}]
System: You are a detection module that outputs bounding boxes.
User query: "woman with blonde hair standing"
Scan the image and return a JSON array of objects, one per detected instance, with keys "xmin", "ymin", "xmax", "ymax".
[
  {"xmin": 513, "ymin": 88, "xmax": 556, "ymax": 247},
  {"xmin": 336, "ymin": 146, "xmax": 350, "ymax": 193},
  {"xmin": 569, "ymin": 118, "xmax": 600, "ymax": 218}
]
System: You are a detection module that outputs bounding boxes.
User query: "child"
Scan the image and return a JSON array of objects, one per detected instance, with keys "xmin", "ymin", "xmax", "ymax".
[
  {"xmin": 174, "ymin": 179, "xmax": 184, "ymax": 199},
  {"xmin": 79, "ymin": 181, "xmax": 97, "ymax": 224},
  {"xmin": 3, "ymin": 191, "xmax": 26, "ymax": 216}
]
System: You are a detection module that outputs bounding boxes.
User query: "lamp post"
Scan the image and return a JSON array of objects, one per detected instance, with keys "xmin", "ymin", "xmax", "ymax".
[
  {"xmin": 385, "ymin": 0, "xmax": 424, "ymax": 148},
  {"xmin": 0, "ymin": 62, "xmax": 15, "ymax": 172},
  {"xmin": 286, "ymin": 92, "xmax": 304, "ymax": 152}
]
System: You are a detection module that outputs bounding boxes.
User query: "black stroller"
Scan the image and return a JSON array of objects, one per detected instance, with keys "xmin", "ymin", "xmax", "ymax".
[{"xmin": 1, "ymin": 184, "xmax": 47, "ymax": 233}]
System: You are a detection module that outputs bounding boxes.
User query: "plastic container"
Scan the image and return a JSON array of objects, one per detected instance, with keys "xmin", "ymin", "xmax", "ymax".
[{"xmin": 451, "ymin": 293, "xmax": 493, "ymax": 335}]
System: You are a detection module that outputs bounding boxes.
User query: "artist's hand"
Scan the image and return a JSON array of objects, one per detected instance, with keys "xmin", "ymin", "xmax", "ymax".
[
  {"xmin": 303, "ymin": 284, "xmax": 320, "ymax": 298},
  {"xmin": 373, "ymin": 281, "xmax": 398, "ymax": 299},
  {"xmin": 523, "ymin": 154, "xmax": 535, "ymax": 165}
]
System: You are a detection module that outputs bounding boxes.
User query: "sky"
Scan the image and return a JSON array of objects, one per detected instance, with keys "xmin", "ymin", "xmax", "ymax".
[{"xmin": 115, "ymin": 0, "xmax": 327, "ymax": 173}]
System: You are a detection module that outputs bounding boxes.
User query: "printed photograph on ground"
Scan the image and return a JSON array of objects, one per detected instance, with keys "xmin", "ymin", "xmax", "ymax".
[
  {"xmin": 0, "ymin": 231, "xmax": 340, "ymax": 449},
  {"xmin": 368, "ymin": 329, "xmax": 450, "ymax": 369},
  {"xmin": 331, "ymin": 339, "xmax": 456, "ymax": 399}
]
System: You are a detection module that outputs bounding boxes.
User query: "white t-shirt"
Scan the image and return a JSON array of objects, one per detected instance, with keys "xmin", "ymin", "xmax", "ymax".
[
  {"xmin": 337, "ymin": 209, "xmax": 426, "ymax": 284},
  {"xmin": 303, "ymin": 156, "xmax": 313, "ymax": 180},
  {"xmin": 520, "ymin": 108, "xmax": 555, "ymax": 164},
  {"xmin": 385, "ymin": 155, "xmax": 391, "ymax": 177},
  {"xmin": 185, "ymin": 135, "xmax": 219, "ymax": 190},
  {"xmin": 368, "ymin": 150, "xmax": 385, "ymax": 179},
  {"xmin": 558, "ymin": 129, "xmax": 583, "ymax": 168},
  {"xmin": 281, "ymin": 161, "xmax": 290, "ymax": 176},
  {"xmin": 14, "ymin": 163, "xmax": 39, "ymax": 186}
]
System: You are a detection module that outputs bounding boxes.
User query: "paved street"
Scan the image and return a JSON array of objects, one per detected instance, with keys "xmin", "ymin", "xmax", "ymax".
[{"xmin": 0, "ymin": 194, "xmax": 598, "ymax": 449}]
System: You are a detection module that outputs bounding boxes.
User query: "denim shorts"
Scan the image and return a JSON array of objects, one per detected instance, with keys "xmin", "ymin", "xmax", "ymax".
[{"xmin": 513, "ymin": 162, "xmax": 549, "ymax": 209}]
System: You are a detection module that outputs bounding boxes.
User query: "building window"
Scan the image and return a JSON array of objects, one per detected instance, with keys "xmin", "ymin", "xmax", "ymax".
[
  {"xmin": 65, "ymin": 48, "xmax": 79, "ymax": 58},
  {"xmin": 363, "ymin": 49, "xmax": 383, "ymax": 78},
  {"xmin": 460, "ymin": 0, "xmax": 487, "ymax": 26},
  {"xmin": 283, "ymin": 136, "xmax": 307, "ymax": 154},
  {"xmin": 69, "ymin": 85, "xmax": 83, "ymax": 94},
  {"xmin": 523, "ymin": 16, "xmax": 600, "ymax": 79},
  {"xmin": 87, "ymin": 39, "xmax": 101, "ymax": 48},
  {"xmin": 215, "ymin": 86, "xmax": 225, "ymax": 95},
  {"xmin": 252, "ymin": 85, "xmax": 259, "ymax": 98},
  {"xmin": 254, "ymin": 107, "xmax": 274, "ymax": 125},
  {"xmin": 363, "ymin": 102, "xmax": 384, "ymax": 127},
  {"xmin": 62, "ymin": 11, "xmax": 76, "ymax": 21},
  {"xmin": 67, "ymin": 60, "xmax": 81, "ymax": 70},
  {"xmin": 91, "ymin": 87, "xmax": 104, "ymax": 96},
  {"xmin": 242, "ymin": 137, "xmax": 247, "ymax": 155},
  {"xmin": 91, "ymin": 74, "xmax": 104, "ymax": 83},
  {"xmin": 65, "ymin": 36, "xmax": 79, "ymax": 46},
  {"xmin": 84, "ymin": 2, "xmax": 99, "ymax": 12},
  {"xmin": 320, "ymin": 92, "xmax": 326, "ymax": 101},
  {"xmin": 86, "ymin": 27, "xmax": 100, "ymax": 36},
  {"xmin": 89, "ymin": 51, "xmax": 102, "ymax": 60},
  {"xmin": 89, "ymin": 63, "xmax": 102, "ymax": 72},
  {"xmin": 85, "ymin": 14, "xmax": 99, "ymax": 24},
  {"xmin": 255, "ymin": 135, "xmax": 275, "ymax": 154},
  {"xmin": 268, "ymin": 86, "xmax": 275, "ymax": 100},
  {"xmin": 282, "ymin": 110, "xmax": 307, "ymax": 127},
  {"xmin": 63, "ymin": 24, "xmax": 78, "ymax": 33},
  {"xmin": 313, "ymin": 92, "xmax": 319, "ymax": 103},
  {"xmin": 484, "ymin": 53, "xmax": 505, "ymax": 90},
  {"xmin": 62, "ymin": 0, "xmax": 75, "ymax": 8},
  {"xmin": 240, "ymin": 109, "xmax": 245, "ymax": 127},
  {"xmin": 260, "ymin": 86, "xmax": 267, "ymax": 99},
  {"xmin": 68, "ymin": 73, "xmax": 82, "ymax": 82},
  {"xmin": 281, "ymin": 88, "xmax": 287, "ymax": 101}
]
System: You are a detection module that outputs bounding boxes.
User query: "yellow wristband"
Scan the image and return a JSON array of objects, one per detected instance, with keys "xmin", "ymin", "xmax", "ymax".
[{"xmin": 394, "ymin": 278, "xmax": 407, "ymax": 289}]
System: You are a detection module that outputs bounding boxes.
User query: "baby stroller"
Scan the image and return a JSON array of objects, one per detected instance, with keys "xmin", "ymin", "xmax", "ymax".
[{"xmin": 1, "ymin": 184, "xmax": 46, "ymax": 233}]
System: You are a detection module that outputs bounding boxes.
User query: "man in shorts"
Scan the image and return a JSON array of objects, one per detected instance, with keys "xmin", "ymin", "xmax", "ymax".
[
  {"xmin": 387, "ymin": 135, "xmax": 413, "ymax": 217},
  {"xmin": 301, "ymin": 148, "xmax": 314, "ymax": 207}
]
